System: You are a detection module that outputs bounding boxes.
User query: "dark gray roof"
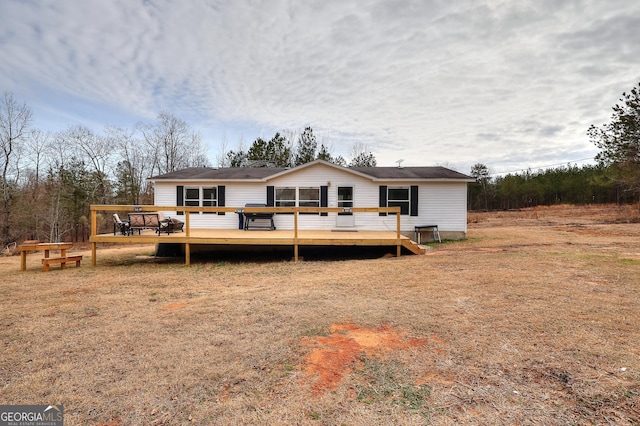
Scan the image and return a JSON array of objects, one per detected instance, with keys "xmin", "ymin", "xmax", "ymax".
[
  {"xmin": 350, "ymin": 166, "xmax": 472, "ymax": 180},
  {"xmin": 150, "ymin": 163, "xmax": 472, "ymax": 181},
  {"xmin": 150, "ymin": 167, "xmax": 287, "ymax": 180}
]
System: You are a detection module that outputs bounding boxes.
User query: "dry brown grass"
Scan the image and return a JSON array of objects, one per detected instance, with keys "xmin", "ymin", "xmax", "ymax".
[{"xmin": 1, "ymin": 204, "xmax": 639, "ymax": 425}]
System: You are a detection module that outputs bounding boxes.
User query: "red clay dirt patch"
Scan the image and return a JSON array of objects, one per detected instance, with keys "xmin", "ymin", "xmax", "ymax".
[
  {"xmin": 301, "ymin": 324, "xmax": 434, "ymax": 395},
  {"xmin": 160, "ymin": 302, "xmax": 188, "ymax": 311}
]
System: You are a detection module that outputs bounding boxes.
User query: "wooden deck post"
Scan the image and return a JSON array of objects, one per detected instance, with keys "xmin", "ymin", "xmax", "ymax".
[
  {"xmin": 91, "ymin": 208, "xmax": 97, "ymax": 266},
  {"xmin": 91, "ymin": 208, "xmax": 97, "ymax": 236},
  {"xmin": 185, "ymin": 243, "xmax": 191, "ymax": 265},
  {"xmin": 294, "ymin": 210, "xmax": 299, "ymax": 262},
  {"xmin": 396, "ymin": 209, "xmax": 401, "ymax": 257}
]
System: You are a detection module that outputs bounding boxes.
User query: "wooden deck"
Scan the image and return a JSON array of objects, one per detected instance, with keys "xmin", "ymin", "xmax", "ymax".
[
  {"xmin": 89, "ymin": 228, "xmax": 425, "ymax": 264},
  {"xmin": 90, "ymin": 205, "xmax": 426, "ymax": 265}
]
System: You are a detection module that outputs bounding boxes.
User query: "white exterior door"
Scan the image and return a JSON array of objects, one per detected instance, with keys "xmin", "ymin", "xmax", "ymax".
[{"xmin": 336, "ymin": 186, "xmax": 355, "ymax": 227}]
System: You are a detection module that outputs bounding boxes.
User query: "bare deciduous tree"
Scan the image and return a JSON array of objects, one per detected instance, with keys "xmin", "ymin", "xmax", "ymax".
[
  {"xmin": 25, "ymin": 129, "xmax": 53, "ymax": 184},
  {"xmin": 62, "ymin": 125, "xmax": 113, "ymax": 203},
  {"xmin": 106, "ymin": 125, "xmax": 153, "ymax": 204},
  {"xmin": 139, "ymin": 111, "xmax": 209, "ymax": 176},
  {"xmin": 0, "ymin": 92, "xmax": 32, "ymax": 246}
]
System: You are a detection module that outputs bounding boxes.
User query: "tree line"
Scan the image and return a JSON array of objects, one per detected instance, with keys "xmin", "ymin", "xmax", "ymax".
[
  {"xmin": 469, "ymin": 81, "xmax": 640, "ymax": 212},
  {"xmin": 0, "ymin": 92, "xmax": 376, "ymax": 247},
  {"xmin": 467, "ymin": 162, "xmax": 630, "ymax": 211},
  {"xmin": 0, "ymin": 95, "xmax": 213, "ymax": 247}
]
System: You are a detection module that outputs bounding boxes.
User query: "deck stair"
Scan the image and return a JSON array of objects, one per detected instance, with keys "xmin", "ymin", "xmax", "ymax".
[{"xmin": 402, "ymin": 238, "xmax": 427, "ymax": 255}]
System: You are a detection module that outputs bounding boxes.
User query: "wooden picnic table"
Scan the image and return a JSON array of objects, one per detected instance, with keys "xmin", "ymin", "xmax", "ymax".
[{"xmin": 18, "ymin": 241, "xmax": 75, "ymax": 271}]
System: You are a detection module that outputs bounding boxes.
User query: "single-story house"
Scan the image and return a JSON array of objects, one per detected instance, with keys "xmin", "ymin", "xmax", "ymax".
[{"xmin": 149, "ymin": 160, "xmax": 473, "ymax": 241}]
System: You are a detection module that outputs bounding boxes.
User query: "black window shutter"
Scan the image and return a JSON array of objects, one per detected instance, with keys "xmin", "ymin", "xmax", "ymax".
[
  {"xmin": 410, "ymin": 185, "xmax": 418, "ymax": 216},
  {"xmin": 320, "ymin": 186, "xmax": 328, "ymax": 216},
  {"xmin": 379, "ymin": 185, "xmax": 387, "ymax": 216},
  {"xmin": 177, "ymin": 186, "xmax": 184, "ymax": 215},
  {"xmin": 217, "ymin": 185, "xmax": 225, "ymax": 215},
  {"xmin": 266, "ymin": 186, "xmax": 275, "ymax": 207}
]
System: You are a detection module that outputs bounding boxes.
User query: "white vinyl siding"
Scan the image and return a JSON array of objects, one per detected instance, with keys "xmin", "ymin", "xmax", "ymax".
[{"xmin": 152, "ymin": 162, "xmax": 468, "ymax": 233}]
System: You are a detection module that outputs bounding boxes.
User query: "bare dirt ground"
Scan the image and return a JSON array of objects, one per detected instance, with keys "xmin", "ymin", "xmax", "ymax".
[{"xmin": 1, "ymin": 204, "xmax": 639, "ymax": 425}]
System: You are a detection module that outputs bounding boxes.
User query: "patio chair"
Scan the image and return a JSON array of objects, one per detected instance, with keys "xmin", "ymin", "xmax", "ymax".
[
  {"xmin": 113, "ymin": 213, "xmax": 131, "ymax": 235},
  {"xmin": 157, "ymin": 212, "xmax": 184, "ymax": 234}
]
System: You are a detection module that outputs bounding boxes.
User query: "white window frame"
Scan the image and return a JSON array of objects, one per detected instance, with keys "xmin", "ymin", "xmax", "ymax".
[
  {"xmin": 275, "ymin": 187, "xmax": 296, "ymax": 207},
  {"xmin": 387, "ymin": 186, "xmax": 410, "ymax": 215},
  {"xmin": 275, "ymin": 186, "xmax": 321, "ymax": 214},
  {"xmin": 184, "ymin": 186, "xmax": 201, "ymax": 208},
  {"xmin": 202, "ymin": 186, "xmax": 218, "ymax": 214},
  {"xmin": 298, "ymin": 187, "xmax": 320, "ymax": 208},
  {"xmin": 184, "ymin": 186, "xmax": 218, "ymax": 214}
]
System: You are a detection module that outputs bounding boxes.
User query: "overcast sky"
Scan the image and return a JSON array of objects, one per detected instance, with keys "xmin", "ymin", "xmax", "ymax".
[{"xmin": 1, "ymin": 0, "xmax": 639, "ymax": 175}]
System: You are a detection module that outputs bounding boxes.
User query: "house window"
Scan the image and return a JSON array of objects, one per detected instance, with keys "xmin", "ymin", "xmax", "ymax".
[
  {"xmin": 388, "ymin": 187, "xmax": 410, "ymax": 215},
  {"xmin": 299, "ymin": 187, "xmax": 320, "ymax": 208},
  {"xmin": 184, "ymin": 187, "xmax": 200, "ymax": 207},
  {"xmin": 299, "ymin": 187, "xmax": 320, "ymax": 214},
  {"xmin": 275, "ymin": 187, "xmax": 321, "ymax": 214},
  {"xmin": 183, "ymin": 186, "xmax": 218, "ymax": 213},
  {"xmin": 275, "ymin": 187, "xmax": 296, "ymax": 207},
  {"xmin": 202, "ymin": 187, "xmax": 217, "ymax": 214}
]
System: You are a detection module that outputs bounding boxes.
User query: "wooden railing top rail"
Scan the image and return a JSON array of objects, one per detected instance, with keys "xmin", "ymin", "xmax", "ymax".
[{"xmin": 90, "ymin": 205, "xmax": 401, "ymax": 214}]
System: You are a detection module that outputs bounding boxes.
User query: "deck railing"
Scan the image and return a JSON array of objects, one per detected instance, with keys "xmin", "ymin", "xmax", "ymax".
[
  {"xmin": 90, "ymin": 205, "xmax": 402, "ymax": 236},
  {"xmin": 90, "ymin": 204, "xmax": 402, "ymax": 263}
]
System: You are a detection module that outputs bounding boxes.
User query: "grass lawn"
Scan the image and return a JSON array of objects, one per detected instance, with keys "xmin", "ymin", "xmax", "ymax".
[{"xmin": 1, "ymin": 204, "xmax": 639, "ymax": 425}]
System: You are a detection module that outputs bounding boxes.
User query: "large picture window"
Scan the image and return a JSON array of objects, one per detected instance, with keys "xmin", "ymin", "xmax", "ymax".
[{"xmin": 388, "ymin": 187, "xmax": 410, "ymax": 215}]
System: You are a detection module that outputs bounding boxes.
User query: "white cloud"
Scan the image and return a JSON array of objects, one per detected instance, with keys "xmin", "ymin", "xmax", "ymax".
[{"xmin": 1, "ymin": 0, "xmax": 639, "ymax": 173}]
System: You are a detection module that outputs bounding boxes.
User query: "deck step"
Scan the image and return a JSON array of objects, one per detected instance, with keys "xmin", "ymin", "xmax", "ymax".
[{"xmin": 402, "ymin": 239, "xmax": 427, "ymax": 255}]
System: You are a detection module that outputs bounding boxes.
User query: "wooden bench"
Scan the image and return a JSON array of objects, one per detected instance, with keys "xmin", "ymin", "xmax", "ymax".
[
  {"xmin": 18, "ymin": 241, "xmax": 74, "ymax": 271},
  {"xmin": 42, "ymin": 255, "xmax": 83, "ymax": 272}
]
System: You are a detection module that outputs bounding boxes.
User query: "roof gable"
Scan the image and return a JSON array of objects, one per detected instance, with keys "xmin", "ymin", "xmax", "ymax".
[{"xmin": 264, "ymin": 160, "xmax": 375, "ymax": 181}]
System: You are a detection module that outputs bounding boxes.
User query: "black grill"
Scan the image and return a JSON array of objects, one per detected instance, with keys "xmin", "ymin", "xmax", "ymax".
[{"xmin": 243, "ymin": 203, "xmax": 276, "ymax": 230}]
